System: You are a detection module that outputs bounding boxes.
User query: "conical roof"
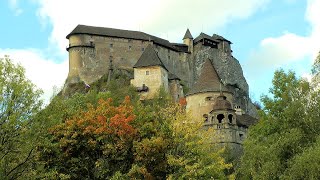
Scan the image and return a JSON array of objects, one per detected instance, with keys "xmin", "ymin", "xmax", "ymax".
[
  {"xmin": 133, "ymin": 45, "xmax": 167, "ymax": 70},
  {"xmin": 187, "ymin": 59, "xmax": 230, "ymax": 95},
  {"xmin": 183, "ymin": 29, "xmax": 193, "ymax": 39},
  {"xmin": 212, "ymin": 93, "xmax": 233, "ymax": 111}
]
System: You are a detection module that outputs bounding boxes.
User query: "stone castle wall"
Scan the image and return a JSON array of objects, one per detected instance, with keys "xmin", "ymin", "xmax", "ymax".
[
  {"xmin": 68, "ymin": 34, "xmax": 152, "ymax": 84},
  {"xmin": 66, "ymin": 32, "xmax": 258, "ymax": 118},
  {"xmin": 186, "ymin": 92, "xmax": 234, "ymax": 121},
  {"xmin": 67, "ymin": 34, "xmax": 194, "ymax": 85},
  {"xmin": 131, "ymin": 66, "xmax": 168, "ymax": 99}
]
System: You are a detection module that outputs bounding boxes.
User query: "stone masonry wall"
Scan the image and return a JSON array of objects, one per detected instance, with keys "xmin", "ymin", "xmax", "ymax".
[{"xmin": 131, "ymin": 66, "xmax": 168, "ymax": 99}]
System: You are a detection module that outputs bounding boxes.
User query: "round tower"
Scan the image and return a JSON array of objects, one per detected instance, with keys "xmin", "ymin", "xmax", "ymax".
[{"xmin": 66, "ymin": 34, "xmax": 95, "ymax": 84}]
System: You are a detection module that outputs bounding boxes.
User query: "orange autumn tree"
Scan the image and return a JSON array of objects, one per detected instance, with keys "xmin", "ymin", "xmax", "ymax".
[{"xmin": 37, "ymin": 96, "xmax": 136, "ymax": 179}]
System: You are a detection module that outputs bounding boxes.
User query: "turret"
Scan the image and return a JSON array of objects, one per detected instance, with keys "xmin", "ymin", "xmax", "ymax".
[
  {"xmin": 212, "ymin": 34, "xmax": 232, "ymax": 55},
  {"xmin": 183, "ymin": 29, "xmax": 193, "ymax": 53}
]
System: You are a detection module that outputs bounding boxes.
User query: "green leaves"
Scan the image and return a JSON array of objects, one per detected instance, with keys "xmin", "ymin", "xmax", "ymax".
[
  {"xmin": 0, "ymin": 55, "xmax": 42, "ymax": 179},
  {"xmin": 238, "ymin": 69, "xmax": 320, "ymax": 179}
]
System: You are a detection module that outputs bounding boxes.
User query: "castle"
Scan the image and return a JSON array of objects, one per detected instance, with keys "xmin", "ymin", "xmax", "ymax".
[{"xmin": 65, "ymin": 24, "xmax": 257, "ymax": 151}]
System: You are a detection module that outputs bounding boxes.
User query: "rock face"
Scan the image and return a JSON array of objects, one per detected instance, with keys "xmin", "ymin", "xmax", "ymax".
[
  {"xmin": 193, "ymin": 47, "xmax": 258, "ymax": 118},
  {"xmin": 194, "ymin": 48, "xmax": 248, "ymax": 94}
]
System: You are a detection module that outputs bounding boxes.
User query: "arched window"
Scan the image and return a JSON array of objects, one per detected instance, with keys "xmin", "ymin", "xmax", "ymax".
[
  {"xmin": 217, "ymin": 114, "xmax": 224, "ymax": 123},
  {"xmin": 228, "ymin": 114, "xmax": 233, "ymax": 124}
]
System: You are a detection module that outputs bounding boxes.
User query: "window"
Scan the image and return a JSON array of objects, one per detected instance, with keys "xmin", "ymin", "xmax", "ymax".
[
  {"xmin": 146, "ymin": 71, "xmax": 149, "ymax": 75},
  {"xmin": 110, "ymin": 44, "xmax": 113, "ymax": 48},
  {"xmin": 228, "ymin": 114, "xmax": 233, "ymax": 124},
  {"xmin": 168, "ymin": 55, "xmax": 170, "ymax": 60},
  {"xmin": 142, "ymin": 47, "xmax": 145, "ymax": 52},
  {"xmin": 217, "ymin": 114, "xmax": 224, "ymax": 123},
  {"xmin": 129, "ymin": 46, "xmax": 132, "ymax": 50},
  {"xmin": 239, "ymin": 134, "xmax": 244, "ymax": 140}
]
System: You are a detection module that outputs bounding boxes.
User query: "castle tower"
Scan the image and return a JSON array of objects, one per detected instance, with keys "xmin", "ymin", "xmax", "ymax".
[
  {"xmin": 66, "ymin": 25, "xmax": 95, "ymax": 84},
  {"xmin": 205, "ymin": 93, "xmax": 242, "ymax": 156},
  {"xmin": 183, "ymin": 29, "xmax": 193, "ymax": 53},
  {"xmin": 186, "ymin": 59, "xmax": 233, "ymax": 120},
  {"xmin": 212, "ymin": 34, "xmax": 232, "ymax": 55},
  {"xmin": 130, "ymin": 45, "xmax": 169, "ymax": 100}
]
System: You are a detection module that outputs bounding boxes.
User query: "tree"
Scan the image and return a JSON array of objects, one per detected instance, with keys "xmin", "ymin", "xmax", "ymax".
[
  {"xmin": 36, "ymin": 97, "xmax": 136, "ymax": 179},
  {"xmin": 311, "ymin": 51, "xmax": 320, "ymax": 87},
  {"xmin": 237, "ymin": 69, "xmax": 320, "ymax": 179},
  {"xmin": 0, "ymin": 55, "xmax": 43, "ymax": 179},
  {"xmin": 36, "ymin": 92, "xmax": 232, "ymax": 179}
]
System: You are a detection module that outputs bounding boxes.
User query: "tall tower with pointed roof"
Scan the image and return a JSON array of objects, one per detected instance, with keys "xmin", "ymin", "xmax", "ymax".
[
  {"xmin": 131, "ymin": 44, "xmax": 184, "ymax": 101},
  {"xmin": 183, "ymin": 29, "xmax": 193, "ymax": 53},
  {"xmin": 186, "ymin": 59, "xmax": 233, "ymax": 120},
  {"xmin": 131, "ymin": 45, "xmax": 169, "ymax": 100}
]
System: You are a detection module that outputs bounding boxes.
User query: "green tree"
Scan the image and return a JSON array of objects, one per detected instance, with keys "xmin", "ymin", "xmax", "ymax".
[
  {"xmin": 36, "ymin": 91, "xmax": 231, "ymax": 179},
  {"xmin": 237, "ymin": 69, "xmax": 320, "ymax": 179},
  {"xmin": 311, "ymin": 51, "xmax": 320, "ymax": 87},
  {"xmin": 0, "ymin": 55, "xmax": 43, "ymax": 179}
]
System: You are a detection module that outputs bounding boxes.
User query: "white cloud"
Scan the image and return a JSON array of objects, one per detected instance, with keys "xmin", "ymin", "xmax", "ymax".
[
  {"xmin": 247, "ymin": 0, "xmax": 320, "ymax": 72},
  {"xmin": 0, "ymin": 49, "xmax": 68, "ymax": 104},
  {"xmin": 35, "ymin": 0, "xmax": 270, "ymax": 52}
]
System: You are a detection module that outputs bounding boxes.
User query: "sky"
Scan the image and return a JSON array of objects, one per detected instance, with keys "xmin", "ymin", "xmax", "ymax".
[{"xmin": 0, "ymin": 0, "xmax": 319, "ymax": 103}]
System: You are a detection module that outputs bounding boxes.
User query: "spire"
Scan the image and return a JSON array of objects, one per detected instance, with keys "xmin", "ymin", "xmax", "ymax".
[
  {"xmin": 183, "ymin": 28, "xmax": 193, "ymax": 40},
  {"xmin": 133, "ymin": 45, "xmax": 167, "ymax": 70},
  {"xmin": 187, "ymin": 59, "xmax": 230, "ymax": 95}
]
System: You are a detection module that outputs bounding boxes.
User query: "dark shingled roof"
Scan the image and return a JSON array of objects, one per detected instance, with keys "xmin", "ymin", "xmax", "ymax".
[
  {"xmin": 236, "ymin": 114, "xmax": 258, "ymax": 128},
  {"xmin": 194, "ymin": 32, "xmax": 219, "ymax": 44},
  {"xmin": 133, "ymin": 45, "xmax": 167, "ymax": 70},
  {"xmin": 172, "ymin": 43, "xmax": 189, "ymax": 52},
  {"xmin": 67, "ymin": 24, "xmax": 183, "ymax": 52},
  {"xmin": 183, "ymin": 29, "xmax": 193, "ymax": 39},
  {"xmin": 187, "ymin": 59, "xmax": 231, "ymax": 96},
  {"xmin": 212, "ymin": 34, "xmax": 232, "ymax": 44},
  {"xmin": 212, "ymin": 94, "xmax": 233, "ymax": 111}
]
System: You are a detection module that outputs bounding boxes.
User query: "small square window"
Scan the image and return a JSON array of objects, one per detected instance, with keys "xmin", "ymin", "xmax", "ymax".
[
  {"xmin": 146, "ymin": 71, "xmax": 149, "ymax": 75},
  {"xmin": 110, "ymin": 44, "xmax": 113, "ymax": 48}
]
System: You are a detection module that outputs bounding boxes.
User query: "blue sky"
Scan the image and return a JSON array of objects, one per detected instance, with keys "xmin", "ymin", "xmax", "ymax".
[{"xmin": 0, "ymin": 0, "xmax": 319, "ymax": 103}]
